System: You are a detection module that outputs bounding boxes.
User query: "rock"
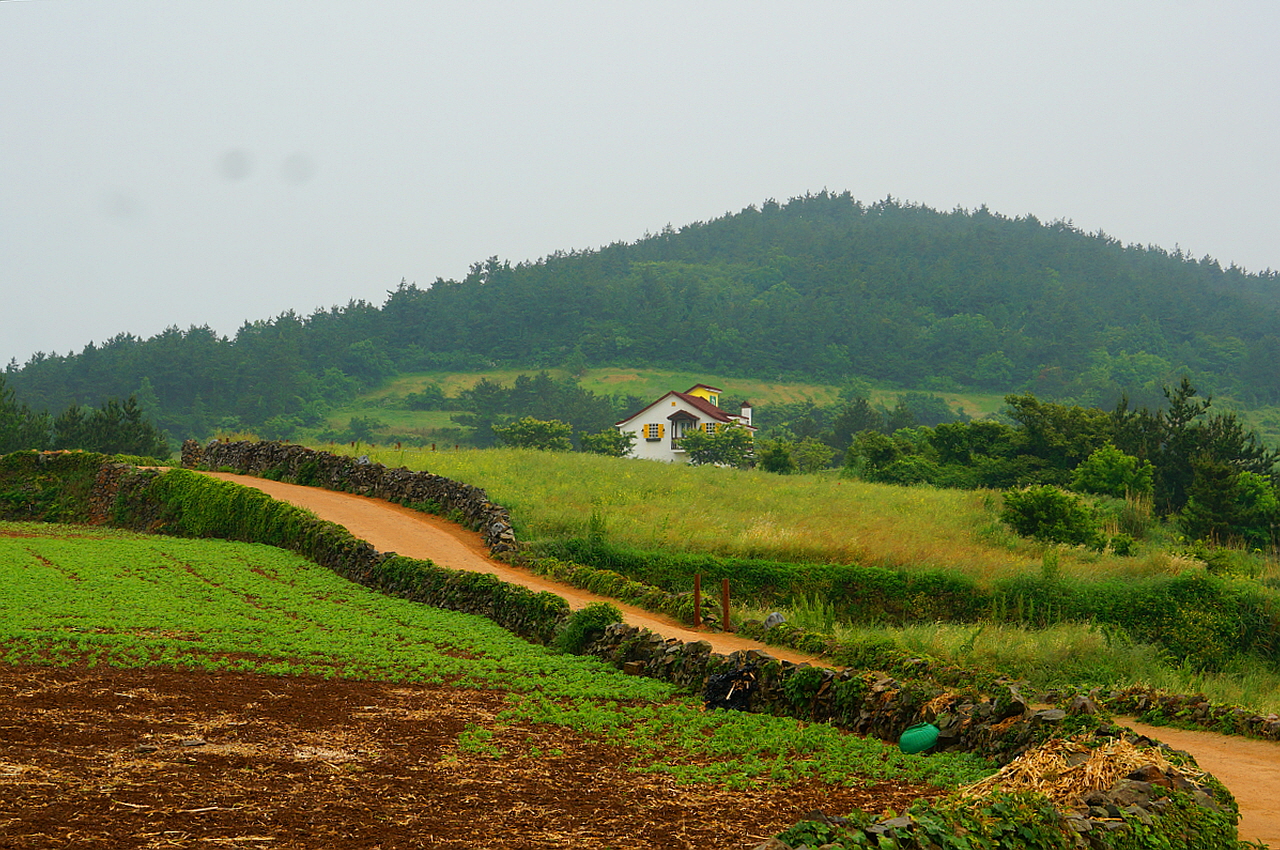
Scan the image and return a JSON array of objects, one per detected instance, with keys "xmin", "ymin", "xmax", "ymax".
[
  {"xmin": 1065, "ymin": 815, "xmax": 1092, "ymax": 833},
  {"xmin": 1067, "ymin": 694, "xmax": 1100, "ymax": 715},
  {"xmin": 1109, "ymin": 780, "xmax": 1153, "ymax": 807},
  {"xmin": 1121, "ymin": 805, "xmax": 1154, "ymax": 826},
  {"xmin": 1193, "ymin": 789, "xmax": 1225, "ymax": 814},
  {"xmin": 750, "ymin": 840, "xmax": 792, "ymax": 850},
  {"xmin": 764, "ymin": 612, "xmax": 786, "ymax": 628}
]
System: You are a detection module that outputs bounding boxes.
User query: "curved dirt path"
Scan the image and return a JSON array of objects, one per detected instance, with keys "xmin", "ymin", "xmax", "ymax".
[
  {"xmin": 202, "ymin": 473, "xmax": 1278, "ymax": 846},
  {"xmin": 1120, "ymin": 717, "xmax": 1280, "ymax": 847},
  {"xmin": 203, "ymin": 472, "xmax": 822, "ymax": 665}
]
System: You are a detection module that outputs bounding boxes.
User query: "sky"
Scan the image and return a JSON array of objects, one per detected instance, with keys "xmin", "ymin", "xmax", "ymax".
[{"xmin": 2, "ymin": 2, "xmax": 1278, "ymax": 368}]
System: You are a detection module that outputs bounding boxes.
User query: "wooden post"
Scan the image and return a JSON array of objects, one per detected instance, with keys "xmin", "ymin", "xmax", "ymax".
[
  {"xmin": 722, "ymin": 578, "xmax": 731, "ymax": 632},
  {"xmin": 693, "ymin": 573, "xmax": 702, "ymax": 628}
]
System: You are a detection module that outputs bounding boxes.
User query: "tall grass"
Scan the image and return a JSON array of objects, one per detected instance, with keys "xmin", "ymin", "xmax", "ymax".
[
  {"xmin": 739, "ymin": 600, "xmax": 1280, "ymax": 716},
  {"xmin": 341, "ymin": 444, "xmax": 1163, "ymax": 584}
]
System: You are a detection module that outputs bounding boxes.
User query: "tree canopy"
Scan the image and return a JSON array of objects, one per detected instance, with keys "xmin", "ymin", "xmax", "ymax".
[{"xmin": 7, "ymin": 193, "xmax": 1280, "ymax": 439}]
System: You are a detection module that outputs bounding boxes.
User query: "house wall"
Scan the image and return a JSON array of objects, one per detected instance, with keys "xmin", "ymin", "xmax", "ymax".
[{"xmin": 620, "ymin": 395, "xmax": 694, "ymax": 463}]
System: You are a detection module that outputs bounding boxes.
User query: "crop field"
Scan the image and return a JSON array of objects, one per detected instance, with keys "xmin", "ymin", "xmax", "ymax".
[{"xmin": 0, "ymin": 521, "xmax": 992, "ymax": 848}]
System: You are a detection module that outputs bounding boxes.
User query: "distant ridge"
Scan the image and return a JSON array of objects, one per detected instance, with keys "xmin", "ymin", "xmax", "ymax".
[{"xmin": 9, "ymin": 191, "xmax": 1280, "ymax": 435}]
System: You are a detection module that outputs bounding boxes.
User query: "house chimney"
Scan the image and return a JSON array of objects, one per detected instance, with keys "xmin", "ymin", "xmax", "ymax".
[{"xmin": 739, "ymin": 401, "xmax": 752, "ymax": 427}]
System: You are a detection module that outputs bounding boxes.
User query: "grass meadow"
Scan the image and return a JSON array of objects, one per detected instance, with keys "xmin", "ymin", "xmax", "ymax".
[
  {"xmin": 748, "ymin": 598, "xmax": 1280, "ymax": 716},
  {"xmin": 338, "ymin": 444, "xmax": 1187, "ymax": 585},
  {"xmin": 0, "ymin": 520, "xmax": 993, "ymax": 791},
  {"xmin": 321, "ymin": 444, "xmax": 1280, "ymax": 715},
  {"xmin": 314, "ymin": 366, "xmax": 1013, "ymax": 440}
]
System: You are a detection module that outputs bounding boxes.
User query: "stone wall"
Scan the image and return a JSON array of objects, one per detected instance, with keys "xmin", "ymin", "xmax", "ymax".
[
  {"xmin": 183, "ymin": 440, "xmax": 518, "ymax": 556},
  {"xmin": 586, "ymin": 622, "xmax": 1238, "ymax": 849},
  {"xmin": 1096, "ymin": 684, "xmax": 1280, "ymax": 742},
  {"xmin": 586, "ymin": 621, "xmax": 1079, "ymax": 764}
]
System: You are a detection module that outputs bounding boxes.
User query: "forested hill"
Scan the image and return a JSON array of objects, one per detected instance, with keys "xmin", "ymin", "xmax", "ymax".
[{"xmin": 8, "ymin": 191, "xmax": 1280, "ymax": 437}]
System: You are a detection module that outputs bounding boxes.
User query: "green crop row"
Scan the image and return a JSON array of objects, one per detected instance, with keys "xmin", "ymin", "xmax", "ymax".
[{"xmin": 0, "ymin": 519, "xmax": 993, "ymax": 791}]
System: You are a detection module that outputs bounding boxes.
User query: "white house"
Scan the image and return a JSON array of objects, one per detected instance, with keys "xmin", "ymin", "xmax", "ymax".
[{"xmin": 615, "ymin": 384, "xmax": 755, "ymax": 463}]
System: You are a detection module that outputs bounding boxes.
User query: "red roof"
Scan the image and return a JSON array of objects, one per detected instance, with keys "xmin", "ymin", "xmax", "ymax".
[
  {"xmin": 615, "ymin": 389, "xmax": 755, "ymax": 430},
  {"xmin": 673, "ymin": 391, "xmax": 733, "ymax": 422}
]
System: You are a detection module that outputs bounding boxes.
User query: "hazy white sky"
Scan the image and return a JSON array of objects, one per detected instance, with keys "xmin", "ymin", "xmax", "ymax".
[{"xmin": 3, "ymin": 1, "xmax": 1277, "ymax": 368}]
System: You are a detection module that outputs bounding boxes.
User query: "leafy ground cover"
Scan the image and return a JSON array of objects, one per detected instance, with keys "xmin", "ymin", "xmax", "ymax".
[{"xmin": 0, "ymin": 521, "xmax": 993, "ymax": 795}]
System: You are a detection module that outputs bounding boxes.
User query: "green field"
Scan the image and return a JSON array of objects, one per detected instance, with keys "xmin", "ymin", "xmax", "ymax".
[
  {"xmin": 0, "ymin": 520, "xmax": 992, "ymax": 790},
  {"xmin": 336, "ymin": 444, "xmax": 1167, "ymax": 583},
  {"xmin": 301, "ymin": 366, "xmax": 1012, "ymax": 444},
  {"xmin": 318, "ymin": 444, "xmax": 1280, "ymax": 716}
]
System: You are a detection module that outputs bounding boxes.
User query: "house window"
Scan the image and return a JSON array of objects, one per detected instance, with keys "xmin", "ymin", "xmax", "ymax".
[
  {"xmin": 644, "ymin": 423, "xmax": 664, "ymax": 441},
  {"xmin": 703, "ymin": 422, "xmax": 718, "ymax": 434}
]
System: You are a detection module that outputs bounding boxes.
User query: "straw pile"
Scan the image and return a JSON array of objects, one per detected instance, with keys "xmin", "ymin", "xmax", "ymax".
[{"xmin": 961, "ymin": 737, "xmax": 1185, "ymax": 807}]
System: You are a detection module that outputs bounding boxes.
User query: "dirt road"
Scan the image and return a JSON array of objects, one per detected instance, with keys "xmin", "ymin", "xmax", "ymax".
[
  {"xmin": 1122, "ymin": 718, "xmax": 1280, "ymax": 847},
  {"xmin": 202, "ymin": 472, "xmax": 1279, "ymax": 847},
  {"xmin": 204, "ymin": 472, "xmax": 823, "ymax": 665}
]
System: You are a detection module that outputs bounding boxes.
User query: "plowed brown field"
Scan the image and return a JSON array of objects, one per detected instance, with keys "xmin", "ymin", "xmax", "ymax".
[{"xmin": 0, "ymin": 665, "xmax": 932, "ymax": 849}]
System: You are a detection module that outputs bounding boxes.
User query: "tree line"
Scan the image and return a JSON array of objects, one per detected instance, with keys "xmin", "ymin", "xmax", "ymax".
[
  {"xmin": 7, "ymin": 192, "xmax": 1280, "ymax": 439},
  {"xmin": 0, "ymin": 374, "xmax": 168, "ymax": 458}
]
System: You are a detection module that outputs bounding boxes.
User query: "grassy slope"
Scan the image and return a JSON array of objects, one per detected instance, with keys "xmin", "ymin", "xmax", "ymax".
[
  {"xmin": 310, "ymin": 366, "xmax": 1011, "ymax": 439},
  {"xmin": 343, "ymin": 443, "xmax": 1178, "ymax": 585},
  {"xmin": 326, "ymin": 443, "xmax": 1280, "ymax": 714},
  {"xmin": 0, "ymin": 520, "xmax": 991, "ymax": 790}
]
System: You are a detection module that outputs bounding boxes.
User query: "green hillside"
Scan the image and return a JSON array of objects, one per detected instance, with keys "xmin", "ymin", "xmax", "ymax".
[{"xmin": 6, "ymin": 192, "xmax": 1280, "ymax": 444}]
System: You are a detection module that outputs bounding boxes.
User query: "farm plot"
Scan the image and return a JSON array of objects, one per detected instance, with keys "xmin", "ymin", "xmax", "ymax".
[{"xmin": 0, "ymin": 522, "xmax": 992, "ymax": 849}]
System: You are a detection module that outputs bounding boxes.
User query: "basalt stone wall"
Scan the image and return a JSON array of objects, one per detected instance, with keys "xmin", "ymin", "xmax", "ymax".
[
  {"xmin": 586, "ymin": 622, "xmax": 1075, "ymax": 764},
  {"xmin": 587, "ymin": 622, "xmax": 1238, "ymax": 850},
  {"xmin": 1096, "ymin": 685, "xmax": 1280, "ymax": 742},
  {"xmin": 183, "ymin": 440, "xmax": 518, "ymax": 557}
]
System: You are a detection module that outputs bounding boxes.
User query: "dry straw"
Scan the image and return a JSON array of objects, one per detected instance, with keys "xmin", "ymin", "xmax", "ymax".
[{"xmin": 961, "ymin": 737, "xmax": 1187, "ymax": 807}]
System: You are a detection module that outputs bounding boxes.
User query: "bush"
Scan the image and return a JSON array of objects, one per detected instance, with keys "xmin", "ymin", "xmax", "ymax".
[
  {"xmin": 554, "ymin": 602, "xmax": 623, "ymax": 654},
  {"xmin": 579, "ymin": 428, "xmax": 636, "ymax": 457},
  {"xmin": 756, "ymin": 438, "xmax": 797, "ymax": 474},
  {"xmin": 492, "ymin": 417, "xmax": 574, "ymax": 451},
  {"xmin": 1071, "ymin": 443, "xmax": 1154, "ymax": 498},
  {"xmin": 1001, "ymin": 485, "xmax": 1103, "ymax": 548}
]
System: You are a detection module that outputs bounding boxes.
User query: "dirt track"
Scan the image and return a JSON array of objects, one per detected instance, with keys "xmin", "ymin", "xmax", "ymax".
[
  {"xmin": 1121, "ymin": 718, "xmax": 1280, "ymax": 847},
  {"xmin": 203, "ymin": 473, "xmax": 1280, "ymax": 847},
  {"xmin": 204, "ymin": 472, "xmax": 824, "ymax": 665}
]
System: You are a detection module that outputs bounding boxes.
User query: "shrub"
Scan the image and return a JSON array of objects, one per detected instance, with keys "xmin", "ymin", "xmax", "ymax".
[
  {"xmin": 554, "ymin": 602, "xmax": 623, "ymax": 654},
  {"xmin": 1071, "ymin": 443, "xmax": 1154, "ymax": 498},
  {"xmin": 492, "ymin": 417, "xmax": 574, "ymax": 451},
  {"xmin": 579, "ymin": 428, "xmax": 635, "ymax": 457},
  {"xmin": 1000, "ymin": 485, "xmax": 1103, "ymax": 548},
  {"xmin": 756, "ymin": 438, "xmax": 797, "ymax": 474}
]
